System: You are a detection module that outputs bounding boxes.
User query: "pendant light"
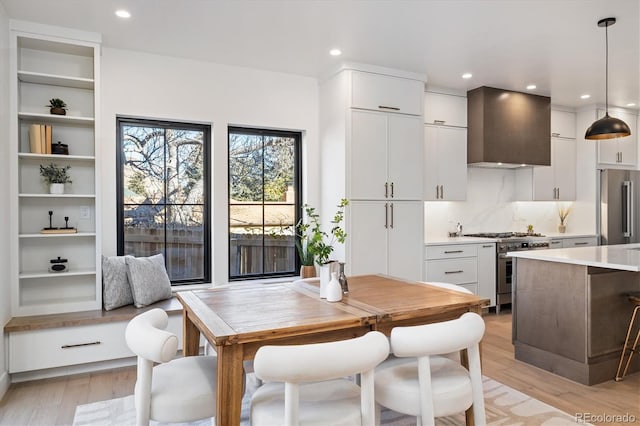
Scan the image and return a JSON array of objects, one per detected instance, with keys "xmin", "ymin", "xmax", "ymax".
[{"xmin": 584, "ymin": 17, "xmax": 631, "ymax": 140}]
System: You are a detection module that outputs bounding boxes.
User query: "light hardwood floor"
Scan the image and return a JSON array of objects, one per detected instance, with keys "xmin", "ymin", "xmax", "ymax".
[{"xmin": 0, "ymin": 312, "xmax": 638, "ymax": 425}]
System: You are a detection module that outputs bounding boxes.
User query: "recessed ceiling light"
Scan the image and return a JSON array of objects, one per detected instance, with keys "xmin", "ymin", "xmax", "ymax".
[
  {"xmin": 329, "ymin": 49, "xmax": 342, "ymax": 56},
  {"xmin": 526, "ymin": 84, "xmax": 536, "ymax": 90},
  {"xmin": 462, "ymin": 73, "xmax": 472, "ymax": 79},
  {"xmin": 581, "ymin": 94, "xmax": 591, "ymax": 99},
  {"xmin": 627, "ymin": 103, "xmax": 636, "ymax": 107},
  {"xmin": 115, "ymin": 10, "xmax": 131, "ymax": 18}
]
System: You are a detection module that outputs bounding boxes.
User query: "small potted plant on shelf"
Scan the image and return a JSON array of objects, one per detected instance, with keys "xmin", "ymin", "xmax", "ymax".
[
  {"xmin": 558, "ymin": 205, "xmax": 571, "ymax": 233},
  {"xmin": 47, "ymin": 98, "xmax": 68, "ymax": 115},
  {"xmin": 39, "ymin": 163, "xmax": 72, "ymax": 194}
]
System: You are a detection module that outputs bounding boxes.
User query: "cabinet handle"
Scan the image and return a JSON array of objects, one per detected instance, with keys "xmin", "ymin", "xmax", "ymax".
[
  {"xmin": 444, "ymin": 250, "xmax": 464, "ymax": 254},
  {"xmin": 384, "ymin": 182, "xmax": 388, "ymax": 198},
  {"xmin": 390, "ymin": 203, "xmax": 394, "ymax": 229},
  {"xmin": 619, "ymin": 152, "xmax": 623, "ymax": 163},
  {"xmin": 551, "ymin": 132, "xmax": 560, "ymax": 137},
  {"xmin": 384, "ymin": 203, "xmax": 388, "ymax": 229},
  {"xmin": 441, "ymin": 185, "xmax": 444, "ymax": 199},
  {"xmin": 434, "ymin": 120, "xmax": 446, "ymax": 125},
  {"xmin": 378, "ymin": 105, "xmax": 400, "ymax": 111},
  {"xmin": 435, "ymin": 185, "xmax": 440, "ymax": 199},
  {"xmin": 390, "ymin": 182, "xmax": 394, "ymax": 198},
  {"xmin": 444, "ymin": 270, "xmax": 464, "ymax": 274},
  {"xmin": 61, "ymin": 341, "xmax": 102, "ymax": 349},
  {"xmin": 482, "ymin": 244, "xmax": 493, "ymax": 248},
  {"xmin": 557, "ymin": 187, "xmax": 560, "ymax": 199},
  {"xmin": 574, "ymin": 242, "xmax": 589, "ymax": 246}
]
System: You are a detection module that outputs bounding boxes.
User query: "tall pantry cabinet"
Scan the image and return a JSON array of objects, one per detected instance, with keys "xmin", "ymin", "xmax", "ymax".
[
  {"xmin": 9, "ymin": 21, "xmax": 102, "ymax": 316},
  {"xmin": 320, "ymin": 64, "xmax": 425, "ymax": 281}
]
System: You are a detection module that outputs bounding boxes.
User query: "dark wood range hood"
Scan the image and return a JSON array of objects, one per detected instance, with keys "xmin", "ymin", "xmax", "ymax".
[{"xmin": 467, "ymin": 86, "xmax": 551, "ymax": 168}]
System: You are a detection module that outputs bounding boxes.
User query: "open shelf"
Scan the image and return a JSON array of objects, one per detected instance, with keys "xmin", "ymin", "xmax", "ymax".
[
  {"xmin": 19, "ymin": 153, "xmax": 95, "ymax": 162},
  {"xmin": 18, "ymin": 112, "xmax": 94, "ymax": 126},
  {"xmin": 18, "ymin": 70, "xmax": 94, "ymax": 90},
  {"xmin": 19, "ymin": 232, "xmax": 96, "ymax": 239},
  {"xmin": 19, "ymin": 269, "xmax": 96, "ymax": 279}
]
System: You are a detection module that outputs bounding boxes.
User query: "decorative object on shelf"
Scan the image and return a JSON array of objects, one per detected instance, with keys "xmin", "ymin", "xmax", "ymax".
[
  {"xmin": 584, "ymin": 17, "xmax": 631, "ymax": 140},
  {"xmin": 338, "ymin": 262, "xmax": 349, "ymax": 294},
  {"xmin": 558, "ymin": 205, "xmax": 572, "ymax": 234},
  {"xmin": 51, "ymin": 141, "xmax": 69, "ymax": 155},
  {"xmin": 49, "ymin": 256, "xmax": 68, "ymax": 273},
  {"xmin": 39, "ymin": 163, "xmax": 71, "ymax": 194},
  {"xmin": 47, "ymin": 98, "xmax": 68, "ymax": 115},
  {"xmin": 526, "ymin": 224, "xmax": 535, "ymax": 235},
  {"xmin": 326, "ymin": 272, "xmax": 343, "ymax": 302},
  {"xmin": 40, "ymin": 210, "xmax": 77, "ymax": 234},
  {"xmin": 28, "ymin": 124, "xmax": 52, "ymax": 154}
]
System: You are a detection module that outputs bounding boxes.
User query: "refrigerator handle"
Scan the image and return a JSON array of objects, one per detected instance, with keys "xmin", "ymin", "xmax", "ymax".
[{"xmin": 622, "ymin": 181, "xmax": 632, "ymax": 238}]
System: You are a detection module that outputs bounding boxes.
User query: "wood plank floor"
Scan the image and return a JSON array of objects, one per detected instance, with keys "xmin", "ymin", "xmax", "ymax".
[{"xmin": 0, "ymin": 312, "xmax": 638, "ymax": 425}]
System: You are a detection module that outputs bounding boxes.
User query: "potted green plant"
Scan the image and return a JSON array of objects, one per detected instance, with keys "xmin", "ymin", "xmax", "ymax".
[
  {"xmin": 47, "ymin": 98, "xmax": 67, "ymax": 115},
  {"xmin": 39, "ymin": 163, "xmax": 72, "ymax": 194},
  {"xmin": 293, "ymin": 199, "xmax": 348, "ymax": 278}
]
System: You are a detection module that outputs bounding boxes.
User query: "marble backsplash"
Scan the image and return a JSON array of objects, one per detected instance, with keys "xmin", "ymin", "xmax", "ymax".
[{"xmin": 424, "ymin": 168, "xmax": 597, "ymax": 238}]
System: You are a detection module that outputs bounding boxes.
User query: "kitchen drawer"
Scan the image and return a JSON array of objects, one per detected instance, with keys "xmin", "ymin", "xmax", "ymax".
[
  {"xmin": 426, "ymin": 244, "xmax": 478, "ymax": 260},
  {"xmin": 549, "ymin": 239, "xmax": 563, "ymax": 249},
  {"xmin": 9, "ymin": 313, "xmax": 184, "ymax": 373},
  {"xmin": 563, "ymin": 236, "xmax": 598, "ymax": 248},
  {"xmin": 350, "ymin": 71, "xmax": 423, "ymax": 116},
  {"xmin": 425, "ymin": 258, "xmax": 478, "ymax": 285}
]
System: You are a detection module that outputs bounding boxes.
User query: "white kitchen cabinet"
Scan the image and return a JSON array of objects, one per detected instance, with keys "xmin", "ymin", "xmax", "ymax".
[
  {"xmin": 424, "ymin": 125, "xmax": 467, "ymax": 200},
  {"xmin": 350, "ymin": 70, "xmax": 423, "ymax": 116},
  {"xmin": 424, "ymin": 91, "xmax": 467, "ymax": 128},
  {"xmin": 424, "ymin": 242, "xmax": 496, "ymax": 307},
  {"xmin": 596, "ymin": 108, "xmax": 637, "ymax": 168},
  {"xmin": 320, "ymin": 64, "xmax": 425, "ymax": 280},
  {"xmin": 551, "ymin": 109, "xmax": 576, "ymax": 139},
  {"xmin": 349, "ymin": 201, "xmax": 423, "ymax": 281},
  {"xmin": 516, "ymin": 137, "xmax": 576, "ymax": 201},
  {"xmin": 350, "ymin": 110, "xmax": 423, "ymax": 200},
  {"xmin": 549, "ymin": 236, "xmax": 598, "ymax": 248},
  {"xmin": 9, "ymin": 22, "xmax": 102, "ymax": 316}
]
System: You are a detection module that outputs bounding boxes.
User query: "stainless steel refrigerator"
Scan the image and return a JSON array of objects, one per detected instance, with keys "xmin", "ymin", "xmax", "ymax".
[{"xmin": 600, "ymin": 169, "xmax": 640, "ymax": 245}]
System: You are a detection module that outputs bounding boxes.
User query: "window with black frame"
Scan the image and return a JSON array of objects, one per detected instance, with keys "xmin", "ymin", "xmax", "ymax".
[
  {"xmin": 116, "ymin": 117, "xmax": 210, "ymax": 285},
  {"xmin": 228, "ymin": 127, "xmax": 301, "ymax": 280}
]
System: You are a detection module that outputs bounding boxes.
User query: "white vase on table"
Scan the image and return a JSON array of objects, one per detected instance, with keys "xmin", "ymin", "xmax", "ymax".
[{"xmin": 326, "ymin": 272, "xmax": 343, "ymax": 302}]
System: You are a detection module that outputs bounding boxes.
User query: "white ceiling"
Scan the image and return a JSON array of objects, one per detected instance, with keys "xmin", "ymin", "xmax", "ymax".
[{"xmin": 2, "ymin": 0, "xmax": 639, "ymax": 109}]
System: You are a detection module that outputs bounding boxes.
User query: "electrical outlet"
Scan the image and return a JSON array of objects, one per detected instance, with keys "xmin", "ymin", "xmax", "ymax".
[{"xmin": 79, "ymin": 205, "xmax": 91, "ymax": 220}]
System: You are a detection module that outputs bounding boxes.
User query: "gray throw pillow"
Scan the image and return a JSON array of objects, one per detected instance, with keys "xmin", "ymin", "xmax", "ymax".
[
  {"xmin": 102, "ymin": 255, "xmax": 134, "ymax": 311},
  {"xmin": 125, "ymin": 253, "xmax": 172, "ymax": 308}
]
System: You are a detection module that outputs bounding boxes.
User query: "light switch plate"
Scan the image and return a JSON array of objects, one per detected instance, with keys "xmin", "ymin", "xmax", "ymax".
[{"xmin": 79, "ymin": 205, "xmax": 91, "ymax": 220}]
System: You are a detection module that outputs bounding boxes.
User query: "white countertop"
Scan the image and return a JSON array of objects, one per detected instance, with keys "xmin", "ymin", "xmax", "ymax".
[{"xmin": 508, "ymin": 243, "xmax": 640, "ymax": 272}]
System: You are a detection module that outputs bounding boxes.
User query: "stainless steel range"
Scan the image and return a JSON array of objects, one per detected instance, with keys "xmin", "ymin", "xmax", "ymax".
[{"xmin": 464, "ymin": 232, "xmax": 550, "ymax": 313}]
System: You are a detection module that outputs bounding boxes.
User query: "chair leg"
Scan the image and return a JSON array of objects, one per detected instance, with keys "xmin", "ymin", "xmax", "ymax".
[{"xmin": 616, "ymin": 306, "xmax": 640, "ymax": 381}]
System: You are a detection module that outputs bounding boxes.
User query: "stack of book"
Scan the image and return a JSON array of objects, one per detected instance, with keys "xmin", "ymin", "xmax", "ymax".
[{"xmin": 28, "ymin": 124, "xmax": 52, "ymax": 154}]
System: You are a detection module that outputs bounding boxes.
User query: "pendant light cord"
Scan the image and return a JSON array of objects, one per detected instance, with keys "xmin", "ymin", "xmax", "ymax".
[{"xmin": 605, "ymin": 22, "xmax": 609, "ymax": 115}]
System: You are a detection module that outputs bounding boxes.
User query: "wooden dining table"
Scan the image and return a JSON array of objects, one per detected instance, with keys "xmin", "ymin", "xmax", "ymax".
[{"xmin": 177, "ymin": 274, "xmax": 489, "ymax": 426}]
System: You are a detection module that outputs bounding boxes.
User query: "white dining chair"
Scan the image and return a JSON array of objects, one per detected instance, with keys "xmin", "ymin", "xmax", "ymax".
[
  {"xmin": 374, "ymin": 312, "xmax": 486, "ymax": 426},
  {"xmin": 125, "ymin": 308, "xmax": 217, "ymax": 426},
  {"xmin": 250, "ymin": 330, "xmax": 390, "ymax": 426}
]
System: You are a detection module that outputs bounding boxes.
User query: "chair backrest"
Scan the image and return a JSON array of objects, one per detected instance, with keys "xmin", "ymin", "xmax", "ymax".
[
  {"xmin": 390, "ymin": 312, "xmax": 486, "ymax": 425},
  {"xmin": 125, "ymin": 308, "xmax": 179, "ymax": 426},
  {"xmin": 253, "ymin": 330, "xmax": 390, "ymax": 425}
]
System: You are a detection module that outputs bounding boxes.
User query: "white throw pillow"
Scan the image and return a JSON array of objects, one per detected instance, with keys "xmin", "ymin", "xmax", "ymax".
[{"xmin": 125, "ymin": 253, "xmax": 172, "ymax": 308}]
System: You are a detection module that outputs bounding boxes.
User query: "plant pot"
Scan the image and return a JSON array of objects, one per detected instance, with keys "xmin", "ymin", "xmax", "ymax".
[
  {"xmin": 49, "ymin": 183, "xmax": 65, "ymax": 194},
  {"xmin": 300, "ymin": 265, "xmax": 316, "ymax": 279},
  {"xmin": 558, "ymin": 224, "xmax": 566, "ymax": 233},
  {"xmin": 50, "ymin": 107, "xmax": 66, "ymax": 115}
]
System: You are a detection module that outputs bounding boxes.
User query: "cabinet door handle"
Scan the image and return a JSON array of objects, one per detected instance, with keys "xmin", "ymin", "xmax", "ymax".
[
  {"xmin": 434, "ymin": 120, "xmax": 446, "ymax": 125},
  {"xmin": 482, "ymin": 244, "xmax": 493, "ymax": 248},
  {"xmin": 384, "ymin": 182, "xmax": 388, "ymax": 198},
  {"xmin": 390, "ymin": 182, "xmax": 394, "ymax": 198},
  {"xmin": 378, "ymin": 105, "xmax": 400, "ymax": 111},
  {"xmin": 551, "ymin": 132, "xmax": 560, "ymax": 137},
  {"xmin": 444, "ymin": 270, "xmax": 464, "ymax": 274},
  {"xmin": 435, "ymin": 185, "xmax": 439, "ymax": 199},
  {"xmin": 444, "ymin": 250, "xmax": 464, "ymax": 254},
  {"xmin": 441, "ymin": 185, "xmax": 444, "ymax": 199},
  {"xmin": 574, "ymin": 242, "xmax": 589, "ymax": 246},
  {"xmin": 390, "ymin": 203, "xmax": 394, "ymax": 229},
  {"xmin": 557, "ymin": 187, "xmax": 560, "ymax": 199},
  {"xmin": 61, "ymin": 341, "xmax": 102, "ymax": 349},
  {"xmin": 384, "ymin": 203, "xmax": 388, "ymax": 228}
]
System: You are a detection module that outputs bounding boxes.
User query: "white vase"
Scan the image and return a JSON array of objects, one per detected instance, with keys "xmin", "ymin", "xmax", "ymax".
[
  {"xmin": 49, "ymin": 183, "xmax": 64, "ymax": 194},
  {"xmin": 319, "ymin": 263, "xmax": 331, "ymax": 298},
  {"xmin": 326, "ymin": 272, "xmax": 343, "ymax": 302}
]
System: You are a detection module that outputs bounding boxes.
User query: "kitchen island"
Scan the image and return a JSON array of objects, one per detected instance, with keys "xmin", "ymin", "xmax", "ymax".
[{"xmin": 508, "ymin": 244, "xmax": 640, "ymax": 385}]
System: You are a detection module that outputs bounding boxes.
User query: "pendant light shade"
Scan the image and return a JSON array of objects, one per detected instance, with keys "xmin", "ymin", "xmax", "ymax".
[{"xmin": 585, "ymin": 17, "xmax": 631, "ymax": 140}]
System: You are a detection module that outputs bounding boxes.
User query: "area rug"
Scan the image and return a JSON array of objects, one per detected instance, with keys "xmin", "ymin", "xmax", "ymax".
[{"xmin": 73, "ymin": 375, "xmax": 585, "ymax": 425}]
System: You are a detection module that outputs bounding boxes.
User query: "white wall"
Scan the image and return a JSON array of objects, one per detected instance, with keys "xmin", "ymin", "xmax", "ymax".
[
  {"xmin": 0, "ymin": 2, "xmax": 11, "ymax": 399},
  {"xmin": 425, "ymin": 167, "xmax": 597, "ymax": 239},
  {"xmin": 100, "ymin": 48, "xmax": 319, "ymax": 284}
]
